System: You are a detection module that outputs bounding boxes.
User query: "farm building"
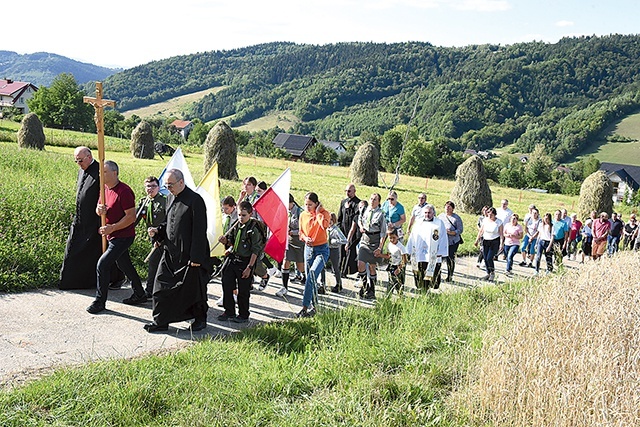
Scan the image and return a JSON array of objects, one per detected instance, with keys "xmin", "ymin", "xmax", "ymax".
[
  {"xmin": 0, "ymin": 79, "xmax": 38, "ymax": 115},
  {"xmin": 272, "ymin": 133, "xmax": 317, "ymax": 160},
  {"xmin": 599, "ymin": 162, "xmax": 640, "ymax": 202}
]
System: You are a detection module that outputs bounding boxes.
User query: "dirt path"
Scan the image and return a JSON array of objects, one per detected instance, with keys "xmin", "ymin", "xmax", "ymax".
[{"xmin": 0, "ymin": 255, "xmax": 578, "ymax": 388}]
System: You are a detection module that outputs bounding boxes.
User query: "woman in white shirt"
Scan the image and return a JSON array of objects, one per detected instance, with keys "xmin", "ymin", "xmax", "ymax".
[
  {"xmin": 533, "ymin": 213, "xmax": 553, "ymax": 274},
  {"xmin": 474, "ymin": 207, "xmax": 503, "ymax": 281}
]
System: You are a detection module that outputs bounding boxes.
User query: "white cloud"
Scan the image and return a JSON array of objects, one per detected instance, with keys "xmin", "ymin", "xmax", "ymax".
[
  {"xmin": 453, "ymin": 0, "xmax": 511, "ymax": 11},
  {"xmin": 366, "ymin": 0, "xmax": 442, "ymax": 10},
  {"xmin": 556, "ymin": 20, "xmax": 575, "ymax": 27}
]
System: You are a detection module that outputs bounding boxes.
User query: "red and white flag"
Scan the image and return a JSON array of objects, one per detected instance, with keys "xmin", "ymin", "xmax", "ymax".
[{"xmin": 253, "ymin": 168, "xmax": 291, "ymax": 263}]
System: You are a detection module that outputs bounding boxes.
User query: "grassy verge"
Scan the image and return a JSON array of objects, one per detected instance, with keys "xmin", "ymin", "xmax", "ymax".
[{"xmin": 0, "ymin": 282, "xmax": 524, "ymax": 426}]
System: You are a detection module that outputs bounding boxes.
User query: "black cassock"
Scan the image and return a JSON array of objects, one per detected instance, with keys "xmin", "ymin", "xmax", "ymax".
[
  {"xmin": 152, "ymin": 186, "xmax": 211, "ymax": 326},
  {"xmin": 59, "ymin": 160, "xmax": 102, "ymax": 289},
  {"xmin": 338, "ymin": 195, "xmax": 361, "ymax": 275}
]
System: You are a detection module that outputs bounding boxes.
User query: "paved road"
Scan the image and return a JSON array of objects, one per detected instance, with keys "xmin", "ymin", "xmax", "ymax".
[{"xmin": 0, "ymin": 254, "xmax": 579, "ymax": 388}]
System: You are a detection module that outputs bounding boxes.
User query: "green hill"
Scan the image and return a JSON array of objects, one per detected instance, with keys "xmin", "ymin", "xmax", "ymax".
[
  {"xmin": 576, "ymin": 110, "xmax": 640, "ymax": 166},
  {"xmin": 97, "ymin": 35, "xmax": 640, "ymax": 162},
  {"xmin": 0, "ymin": 50, "xmax": 119, "ymax": 87}
]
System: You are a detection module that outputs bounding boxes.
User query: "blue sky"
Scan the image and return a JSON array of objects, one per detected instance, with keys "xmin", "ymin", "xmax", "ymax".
[{"xmin": 14, "ymin": 0, "xmax": 640, "ymax": 69}]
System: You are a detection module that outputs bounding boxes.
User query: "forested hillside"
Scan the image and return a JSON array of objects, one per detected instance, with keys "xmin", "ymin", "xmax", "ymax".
[
  {"xmin": 0, "ymin": 51, "xmax": 119, "ymax": 87},
  {"xmin": 100, "ymin": 35, "xmax": 640, "ymax": 162}
]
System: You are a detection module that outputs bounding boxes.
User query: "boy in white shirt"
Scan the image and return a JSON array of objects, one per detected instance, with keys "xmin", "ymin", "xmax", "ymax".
[{"xmin": 380, "ymin": 228, "xmax": 409, "ymax": 295}]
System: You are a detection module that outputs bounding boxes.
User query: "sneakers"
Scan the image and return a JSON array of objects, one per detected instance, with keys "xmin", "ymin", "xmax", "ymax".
[
  {"xmin": 217, "ymin": 313, "xmax": 235, "ymax": 321},
  {"xmin": 527, "ymin": 262, "xmax": 533, "ymax": 268},
  {"xmin": 519, "ymin": 261, "xmax": 527, "ymax": 267},
  {"xmin": 108, "ymin": 279, "xmax": 125, "ymax": 290},
  {"xmin": 258, "ymin": 276, "xmax": 269, "ymax": 291},
  {"xmin": 267, "ymin": 267, "xmax": 281, "ymax": 278},
  {"xmin": 330, "ymin": 285, "xmax": 342, "ymax": 293},
  {"xmin": 86, "ymin": 301, "xmax": 106, "ymax": 314},
  {"xmin": 231, "ymin": 316, "xmax": 249, "ymax": 324},
  {"xmin": 505, "ymin": 270, "xmax": 513, "ymax": 277},
  {"xmin": 290, "ymin": 274, "xmax": 304, "ymax": 284},
  {"xmin": 296, "ymin": 307, "xmax": 316, "ymax": 318},
  {"xmin": 275, "ymin": 286, "xmax": 288, "ymax": 297},
  {"xmin": 122, "ymin": 293, "xmax": 148, "ymax": 305}
]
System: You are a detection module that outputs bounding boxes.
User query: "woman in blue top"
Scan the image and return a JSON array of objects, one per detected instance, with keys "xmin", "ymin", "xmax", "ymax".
[{"xmin": 381, "ymin": 190, "xmax": 406, "ymax": 242}]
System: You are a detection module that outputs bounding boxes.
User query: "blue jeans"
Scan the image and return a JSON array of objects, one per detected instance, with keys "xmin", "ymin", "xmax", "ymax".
[
  {"xmin": 607, "ymin": 235, "xmax": 620, "ymax": 255},
  {"xmin": 303, "ymin": 243, "xmax": 329, "ymax": 308},
  {"xmin": 504, "ymin": 244, "xmax": 519, "ymax": 272},
  {"xmin": 96, "ymin": 237, "xmax": 144, "ymax": 305},
  {"xmin": 534, "ymin": 239, "xmax": 552, "ymax": 272}
]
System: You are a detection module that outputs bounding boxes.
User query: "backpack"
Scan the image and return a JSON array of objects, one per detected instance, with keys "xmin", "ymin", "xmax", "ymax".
[{"xmin": 246, "ymin": 218, "xmax": 268, "ymax": 248}]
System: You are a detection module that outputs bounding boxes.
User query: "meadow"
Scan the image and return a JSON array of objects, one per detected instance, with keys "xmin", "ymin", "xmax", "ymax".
[
  {"xmin": 2, "ymin": 129, "xmax": 640, "ymax": 425},
  {"xmin": 576, "ymin": 109, "xmax": 640, "ymax": 166}
]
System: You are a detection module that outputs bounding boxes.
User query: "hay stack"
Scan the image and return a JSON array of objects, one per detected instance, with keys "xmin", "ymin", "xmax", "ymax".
[
  {"xmin": 350, "ymin": 142, "xmax": 379, "ymax": 187},
  {"xmin": 17, "ymin": 113, "xmax": 45, "ymax": 150},
  {"xmin": 450, "ymin": 155, "xmax": 492, "ymax": 214},
  {"xmin": 203, "ymin": 121, "xmax": 238, "ymax": 180},
  {"xmin": 130, "ymin": 121, "xmax": 154, "ymax": 159},
  {"xmin": 577, "ymin": 170, "xmax": 613, "ymax": 219}
]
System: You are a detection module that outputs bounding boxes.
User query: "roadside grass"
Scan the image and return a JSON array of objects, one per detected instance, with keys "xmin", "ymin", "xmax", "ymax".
[
  {"xmin": 0, "ymin": 282, "xmax": 523, "ymax": 426},
  {"xmin": 1, "ymin": 138, "xmax": 579, "ymax": 292}
]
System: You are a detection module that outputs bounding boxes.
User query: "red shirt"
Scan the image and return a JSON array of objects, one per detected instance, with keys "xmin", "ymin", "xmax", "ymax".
[
  {"xmin": 569, "ymin": 220, "xmax": 582, "ymax": 241},
  {"xmin": 100, "ymin": 181, "xmax": 136, "ymax": 240},
  {"xmin": 592, "ymin": 218, "xmax": 611, "ymax": 241}
]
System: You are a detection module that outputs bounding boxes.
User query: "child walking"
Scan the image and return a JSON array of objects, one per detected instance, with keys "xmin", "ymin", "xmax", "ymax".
[
  {"xmin": 380, "ymin": 228, "xmax": 408, "ymax": 295},
  {"xmin": 324, "ymin": 212, "xmax": 348, "ymax": 293}
]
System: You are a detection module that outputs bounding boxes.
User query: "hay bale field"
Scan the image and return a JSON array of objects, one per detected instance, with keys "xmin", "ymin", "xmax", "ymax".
[{"xmin": 465, "ymin": 252, "xmax": 640, "ymax": 426}]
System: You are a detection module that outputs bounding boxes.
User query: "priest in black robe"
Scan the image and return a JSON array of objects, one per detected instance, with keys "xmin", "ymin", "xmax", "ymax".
[
  {"xmin": 59, "ymin": 147, "xmax": 103, "ymax": 289},
  {"xmin": 338, "ymin": 183, "xmax": 361, "ymax": 276},
  {"xmin": 144, "ymin": 168, "xmax": 211, "ymax": 332}
]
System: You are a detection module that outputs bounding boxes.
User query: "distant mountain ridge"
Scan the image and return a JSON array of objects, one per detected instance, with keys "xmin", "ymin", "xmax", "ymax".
[
  {"xmin": 97, "ymin": 36, "xmax": 640, "ymax": 162},
  {"xmin": 0, "ymin": 50, "xmax": 120, "ymax": 87}
]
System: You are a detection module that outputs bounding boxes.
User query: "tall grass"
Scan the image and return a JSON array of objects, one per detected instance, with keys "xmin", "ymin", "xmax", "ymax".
[
  {"xmin": 464, "ymin": 252, "xmax": 640, "ymax": 426},
  {"xmin": 0, "ymin": 285, "xmax": 522, "ymax": 426}
]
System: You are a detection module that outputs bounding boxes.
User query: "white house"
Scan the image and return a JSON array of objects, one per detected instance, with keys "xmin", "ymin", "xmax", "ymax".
[
  {"xmin": 0, "ymin": 79, "xmax": 38, "ymax": 115},
  {"xmin": 599, "ymin": 162, "xmax": 640, "ymax": 203},
  {"xmin": 170, "ymin": 119, "xmax": 194, "ymax": 139}
]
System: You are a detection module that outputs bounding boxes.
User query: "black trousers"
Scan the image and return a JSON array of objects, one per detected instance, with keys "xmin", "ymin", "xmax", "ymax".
[
  {"xmin": 415, "ymin": 261, "xmax": 441, "ymax": 290},
  {"xmin": 221, "ymin": 259, "xmax": 252, "ymax": 319}
]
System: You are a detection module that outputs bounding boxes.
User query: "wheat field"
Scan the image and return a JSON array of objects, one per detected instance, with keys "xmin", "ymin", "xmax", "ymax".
[{"xmin": 463, "ymin": 251, "xmax": 640, "ymax": 426}]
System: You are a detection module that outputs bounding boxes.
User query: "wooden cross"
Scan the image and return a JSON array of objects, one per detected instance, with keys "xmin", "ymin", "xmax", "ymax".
[{"xmin": 84, "ymin": 82, "xmax": 116, "ymax": 252}]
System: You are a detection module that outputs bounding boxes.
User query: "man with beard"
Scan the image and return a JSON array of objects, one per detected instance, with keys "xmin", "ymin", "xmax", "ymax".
[
  {"xmin": 406, "ymin": 204, "xmax": 449, "ymax": 290},
  {"xmin": 338, "ymin": 183, "xmax": 360, "ymax": 276},
  {"xmin": 144, "ymin": 169, "xmax": 211, "ymax": 332}
]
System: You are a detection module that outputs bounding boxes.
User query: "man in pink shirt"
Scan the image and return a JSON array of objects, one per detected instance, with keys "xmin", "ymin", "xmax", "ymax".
[{"xmin": 591, "ymin": 212, "xmax": 611, "ymax": 261}]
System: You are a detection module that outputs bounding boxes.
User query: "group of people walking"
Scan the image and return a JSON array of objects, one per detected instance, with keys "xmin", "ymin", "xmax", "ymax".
[
  {"xmin": 474, "ymin": 199, "xmax": 634, "ymax": 280},
  {"xmin": 61, "ymin": 148, "xmax": 633, "ymax": 332}
]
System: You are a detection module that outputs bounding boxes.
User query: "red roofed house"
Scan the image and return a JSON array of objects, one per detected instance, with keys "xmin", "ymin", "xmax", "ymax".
[
  {"xmin": 170, "ymin": 119, "xmax": 194, "ymax": 140},
  {"xmin": 0, "ymin": 79, "xmax": 38, "ymax": 116}
]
